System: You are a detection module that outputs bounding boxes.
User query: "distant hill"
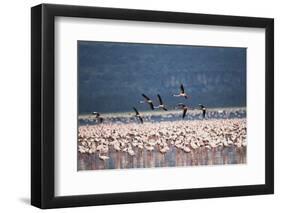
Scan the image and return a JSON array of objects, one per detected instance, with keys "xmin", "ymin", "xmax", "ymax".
[{"xmin": 78, "ymin": 41, "xmax": 246, "ymax": 114}]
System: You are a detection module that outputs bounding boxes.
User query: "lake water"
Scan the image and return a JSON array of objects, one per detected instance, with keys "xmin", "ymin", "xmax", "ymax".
[{"xmin": 78, "ymin": 146, "xmax": 246, "ymax": 171}]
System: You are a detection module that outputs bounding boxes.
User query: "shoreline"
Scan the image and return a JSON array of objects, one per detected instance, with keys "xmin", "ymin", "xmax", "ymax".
[{"xmin": 78, "ymin": 106, "xmax": 246, "ymax": 120}]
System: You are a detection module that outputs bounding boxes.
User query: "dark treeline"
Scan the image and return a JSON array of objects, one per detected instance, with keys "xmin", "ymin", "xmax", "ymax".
[{"xmin": 78, "ymin": 41, "xmax": 246, "ymax": 114}]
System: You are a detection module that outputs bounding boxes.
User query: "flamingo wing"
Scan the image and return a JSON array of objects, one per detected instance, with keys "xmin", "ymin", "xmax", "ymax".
[
  {"xmin": 142, "ymin": 93, "xmax": 151, "ymax": 101},
  {"xmin": 180, "ymin": 84, "xmax": 185, "ymax": 93},
  {"xmin": 133, "ymin": 107, "xmax": 139, "ymax": 115},
  {"xmin": 157, "ymin": 94, "xmax": 163, "ymax": 105},
  {"xmin": 138, "ymin": 116, "xmax": 144, "ymax": 124},
  {"xmin": 183, "ymin": 108, "xmax": 187, "ymax": 118},
  {"xmin": 149, "ymin": 102, "xmax": 154, "ymax": 110}
]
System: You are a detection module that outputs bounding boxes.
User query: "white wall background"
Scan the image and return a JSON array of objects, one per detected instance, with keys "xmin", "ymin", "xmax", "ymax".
[{"xmin": 0, "ymin": 0, "xmax": 279, "ymax": 212}]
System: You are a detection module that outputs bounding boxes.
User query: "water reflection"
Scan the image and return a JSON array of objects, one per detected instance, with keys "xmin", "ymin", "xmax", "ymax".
[{"xmin": 78, "ymin": 146, "xmax": 246, "ymax": 171}]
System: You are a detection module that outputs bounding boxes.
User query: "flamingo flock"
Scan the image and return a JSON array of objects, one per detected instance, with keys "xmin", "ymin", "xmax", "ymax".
[
  {"xmin": 78, "ymin": 118, "xmax": 246, "ymax": 160},
  {"xmin": 79, "ymin": 83, "xmax": 246, "ymax": 162}
]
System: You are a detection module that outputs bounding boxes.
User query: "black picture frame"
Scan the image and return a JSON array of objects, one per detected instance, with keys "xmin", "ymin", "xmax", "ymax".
[{"xmin": 31, "ymin": 3, "xmax": 274, "ymax": 209}]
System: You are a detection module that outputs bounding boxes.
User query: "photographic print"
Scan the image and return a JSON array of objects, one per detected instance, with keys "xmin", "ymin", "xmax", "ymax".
[
  {"xmin": 31, "ymin": 4, "xmax": 273, "ymax": 208},
  {"xmin": 77, "ymin": 41, "xmax": 246, "ymax": 171}
]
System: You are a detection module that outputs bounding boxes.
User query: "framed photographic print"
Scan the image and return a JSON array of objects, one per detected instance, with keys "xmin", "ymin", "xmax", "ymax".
[{"xmin": 31, "ymin": 3, "xmax": 274, "ymax": 209}]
